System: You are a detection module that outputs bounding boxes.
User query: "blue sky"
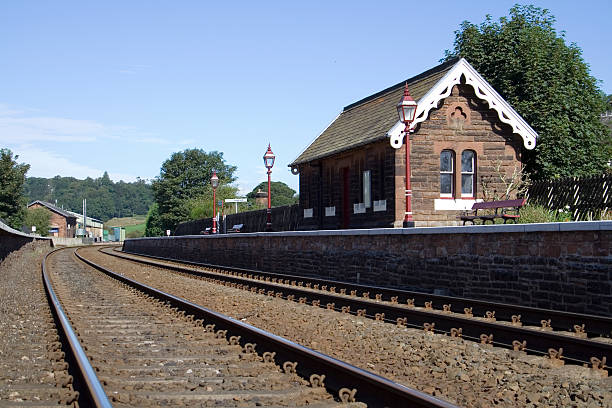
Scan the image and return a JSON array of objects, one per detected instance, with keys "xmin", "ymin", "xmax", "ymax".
[{"xmin": 2, "ymin": 1, "xmax": 610, "ymax": 195}]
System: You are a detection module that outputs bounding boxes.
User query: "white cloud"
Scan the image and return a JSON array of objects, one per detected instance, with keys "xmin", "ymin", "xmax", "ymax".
[
  {"xmin": 0, "ymin": 116, "xmax": 103, "ymax": 143},
  {"xmin": 0, "ymin": 103, "xmax": 161, "ymax": 144},
  {"xmin": 14, "ymin": 146, "xmax": 141, "ymax": 182},
  {"xmin": 116, "ymin": 64, "xmax": 151, "ymax": 75}
]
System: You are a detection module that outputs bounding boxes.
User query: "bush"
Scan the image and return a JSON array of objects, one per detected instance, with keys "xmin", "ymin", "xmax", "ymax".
[{"xmin": 518, "ymin": 205, "xmax": 564, "ymax": 224}]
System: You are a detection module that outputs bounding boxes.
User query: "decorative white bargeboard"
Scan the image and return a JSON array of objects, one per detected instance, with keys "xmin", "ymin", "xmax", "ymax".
[{"xmin": 389, "ymin": 58, "xmax": 538, "ymax": 150}]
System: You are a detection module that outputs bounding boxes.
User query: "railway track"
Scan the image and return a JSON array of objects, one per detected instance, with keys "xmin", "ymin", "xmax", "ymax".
[
  {"xmin": 1, "ymin": 243, "xmax": 80, "ymax": 407},
  {"xmin": 113, "ymin": 247, "xmax": 611, "ymax": 373},
  {"xmin": 44, "ymin": 246, "xmax": 456, "ymax": 407}
]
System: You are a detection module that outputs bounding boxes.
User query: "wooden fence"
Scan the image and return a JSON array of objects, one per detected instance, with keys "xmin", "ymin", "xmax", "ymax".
[
  {"xmin": 526, "ymin": 173, "xmax": 611, "ymax": 220},
  {"xmin": 175, "ymin": 205, "xmax": 302, "ymax": 235}
]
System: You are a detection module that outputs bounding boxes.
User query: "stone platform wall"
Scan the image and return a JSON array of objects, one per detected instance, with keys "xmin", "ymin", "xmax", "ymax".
[
  {"xmin": 124, "ymin": 222, "xmax": 612, "ymax": 316},
  {"xmin": 0, "ymin": 220, "xmax": 52, "ymax": 262}
]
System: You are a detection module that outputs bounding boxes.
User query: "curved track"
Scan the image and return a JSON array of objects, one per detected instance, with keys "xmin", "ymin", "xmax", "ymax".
[
  {"xmin": 114, "ymin": 247, "xmax": 612, "ymax": 371},
  {"xmin": 1, "ymin": 244, "xmax": 79, "ymax": 407},
  {"xmin": 44, "ymin": 246, "xmax": 455, "ymax": 407}
]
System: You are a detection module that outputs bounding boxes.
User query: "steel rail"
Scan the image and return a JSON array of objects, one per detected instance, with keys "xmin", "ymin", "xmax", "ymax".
[
  {"xmin": 110, "ymin": 248, "xmax": 612, "ymax": 370},
  {"xmin": 118, "ymin": 248, "xmax": 612, "ymax": 337},
  {"xmin": 42, "ymin": 248, "xmax": 112, "ymax": 408},
  {"xmin": 75, "ymin": 248, "xmax": 457, "ymax": 408}
]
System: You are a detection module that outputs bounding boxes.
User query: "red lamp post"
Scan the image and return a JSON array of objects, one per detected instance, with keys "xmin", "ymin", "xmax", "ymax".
[
  {"xmin": 263, "ymin": 144, "xmax": 275, "ymax": 231},
  {"xmin": 397, "ymin": 83, "xmax": 418, "ymax": 227},
  {"xmin": 210, "ymin": 171, "xmax": 219, "ymax": 234}
]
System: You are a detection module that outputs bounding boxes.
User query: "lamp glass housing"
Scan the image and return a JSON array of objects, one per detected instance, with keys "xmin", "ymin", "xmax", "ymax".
[
  {"xmin": 397, "ymin": 84, "xmax": 418, "ymax": 124},
  {"xmin": 210, "ymin": 171, "xmax": 219, "ymax": 189},
  {"xmin": 397, "ymin": 103, "xmax": 417, "ymax": 123},
  {"xmin": 263, "ymin": 145, "xmax": 275, "ymax": 169}
]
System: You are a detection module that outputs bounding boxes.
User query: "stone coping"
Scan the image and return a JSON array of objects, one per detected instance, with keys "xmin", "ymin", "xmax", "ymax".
[
  {"xmin": 0, "ymin": 219, "xmax": 52, "ymax": 240},
  {"xmin": 128, "ymin": 221, "xmax": 612, "ymax": 241}
]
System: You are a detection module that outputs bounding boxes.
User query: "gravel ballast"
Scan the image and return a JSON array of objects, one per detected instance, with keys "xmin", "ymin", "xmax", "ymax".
[
  {"xmin": 84, "ymin": 247, "xmax": 612, "ymax": 408},
  {"xmin": 0, "ymin": 242, "xmax": 78, "ymax": 406}
]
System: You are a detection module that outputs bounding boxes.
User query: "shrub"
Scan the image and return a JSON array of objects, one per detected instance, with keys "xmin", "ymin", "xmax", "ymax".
[{"xmin": 518, "ymin": 205, "xmax": 563, "ymax": 224}]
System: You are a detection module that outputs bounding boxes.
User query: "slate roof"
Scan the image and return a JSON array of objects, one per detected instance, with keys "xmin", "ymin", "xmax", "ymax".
[
  {"xmin": 28, "ymin": 200, "xmax": 77, "ymax": 219},
  {"xmin": 290, "ymin": 58, "xmax": 459, "ymax": 166},
  {"xmin": 65, "ymin": 210, "xmax": 103, "ymax": 223}
]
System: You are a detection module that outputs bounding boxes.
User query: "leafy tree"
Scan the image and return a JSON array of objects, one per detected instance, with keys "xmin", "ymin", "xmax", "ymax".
[
  {"xmin": 24, "ymin": 207, "xmax": 51, "ymax": 236},
  {"xmin": 0, "ymin": 149, "xmax": 30, "ymax": 228},
  {"xmin": 188, "ymin": 184, "xmax": 240, "ymax": 220},
  {"xmin": 144, "ymin": 203, "xmax": 164, "ymax": 236},
  {"xmin": 24, "ymin": 173, "xmax": 153, "ymax": 221},
  {"xmin": 444, "ymin": 5, "xmax": 611, "ymax": 179},
  {"xmin": 246, "ymin": 181, "xmax": 298, "ymax": 208},
  {"xmin": 151, "ymin": 149, "xmax": 237, "ymax": 231}
]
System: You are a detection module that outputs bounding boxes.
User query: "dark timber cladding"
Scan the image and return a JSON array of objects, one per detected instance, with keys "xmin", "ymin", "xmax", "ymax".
[{"xmin": 123, "ymin": 221, "xmax": 612, "ymax": 317}]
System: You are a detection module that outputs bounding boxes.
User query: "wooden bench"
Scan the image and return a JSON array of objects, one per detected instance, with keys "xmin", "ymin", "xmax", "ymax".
[
  {"xmin": 459, "ymin": 198, "xmax": 526, "ymax": 225},
  {"xmin": 228, "ymin": 224, "xmax": 243, "ymax": 233}
]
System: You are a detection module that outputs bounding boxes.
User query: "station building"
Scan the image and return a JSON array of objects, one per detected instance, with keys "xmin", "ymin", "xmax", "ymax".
[
  {"xmin": 27, "ymin": 200, "xmax": 104, "ymax": 239},
  {"xmin": 27, "ymin": 200, "xmax": 77, "ymax": 237},
  {"xmin": 289, "ymin": 58, "xmax": 538, "ymax": 228}
]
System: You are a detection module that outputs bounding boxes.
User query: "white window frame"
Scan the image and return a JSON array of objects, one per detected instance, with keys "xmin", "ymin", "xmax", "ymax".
[
  {"xmin": 461, "ymin": 150, "xmax": 475, "ymax": 198},
  {"xmin": 440, "ymin": 150, "xmax": 454, "ymax": 198},
  {"xmin": 363, "ymin": 170, "xmax": 371, "ymax": 208}
]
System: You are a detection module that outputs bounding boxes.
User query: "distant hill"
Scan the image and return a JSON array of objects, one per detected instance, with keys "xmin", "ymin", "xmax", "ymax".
[{"xmin": 24, "ymin": 172, "xmax": 153, "ymax": 222}]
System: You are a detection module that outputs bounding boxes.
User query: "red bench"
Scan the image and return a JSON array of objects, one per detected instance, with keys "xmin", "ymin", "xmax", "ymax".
[{"xmin": 459, "ymin": 198, "xmax": 526, "ymax": 225}]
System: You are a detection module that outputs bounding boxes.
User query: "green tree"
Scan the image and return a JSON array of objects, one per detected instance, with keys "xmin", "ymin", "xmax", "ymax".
[
  {"xmin": 151, "ymin": 149, "xmax": 237, "ymax": 231},
  {"xmin": 246, "ymin": 181, "xmax": 298, "ymax": 208},
  {"xmin": 24, "ymin": 207, "xmax": 51, "ymax": 236},
  {"xmin": 24, "ymin": 173, "xmax": 153, "ymax": 221},
  {"xmin": 144, "ymin": 203, "xmax": 164, "ymax": 236},
  {"xmin": 444, "ymin": 5, "xmax": 611, "ymax": 179},
  {"xmin": 188, "ymin": 184, "xmax": 240, "ymax": 220},
  {"xmin": 0, "ymin": 149, "xmax": 30, "ymax": 229}
]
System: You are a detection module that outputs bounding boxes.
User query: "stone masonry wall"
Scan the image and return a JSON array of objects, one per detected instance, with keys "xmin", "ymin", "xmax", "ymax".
[
  {"xmin": 399, "ymin": 83, "xmax": 524, "ymax": 227},
  {"xmin": 124, "ymin": 222, "xmax": 612, "ymax": 316},
  {"xmin": 0, "ymin": 221, "xmax": 52, "ymax": 262}
]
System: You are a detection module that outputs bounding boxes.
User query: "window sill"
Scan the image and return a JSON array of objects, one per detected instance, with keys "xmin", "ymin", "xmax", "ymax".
[{"xmin": 434, "ymin": 198, "xmax": 482, "ymax": 211}]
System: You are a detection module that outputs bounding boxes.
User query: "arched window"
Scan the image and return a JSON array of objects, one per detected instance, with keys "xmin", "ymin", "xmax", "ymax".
[
  {"xmin": 440, "ymin": 150, "xmax": 454, "ymax": 197},
  {"xmin": 461, "ymin": 150, "xmax": 476, "ymax": 197}
]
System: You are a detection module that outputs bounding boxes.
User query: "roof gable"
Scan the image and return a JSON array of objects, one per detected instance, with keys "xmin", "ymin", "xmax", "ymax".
[
  {"xmin": 28, "ymin": 200, "xmax": 77, "ymax": 219},
  {"xmin": 290, "ymin": 59, "xmax": 457, "ymax": 166},
  {"xmin": 290, "ymin": 58, "xmax": 538, "ymax": 168},
  {"xmin": 389, "ymin": 58, "xmax": 537, "ymax": 150}
]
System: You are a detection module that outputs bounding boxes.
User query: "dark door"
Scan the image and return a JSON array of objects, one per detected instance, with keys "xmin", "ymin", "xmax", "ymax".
[{"xmin": 342, "ymin": 167, "xmax": 350, "ymax": 229}]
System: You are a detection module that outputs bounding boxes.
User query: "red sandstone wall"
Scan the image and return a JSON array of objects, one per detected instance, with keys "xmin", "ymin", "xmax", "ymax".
[{"xmin": 396, "ymin": 84, "xmax": 524, "ymax": 227}]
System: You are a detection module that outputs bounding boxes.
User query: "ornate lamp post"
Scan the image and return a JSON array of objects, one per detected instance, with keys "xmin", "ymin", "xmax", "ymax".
[
  {"xmin": 263, "ymin": 144, "xmax": 275, "ymax": 231},
  {"xmin": 210, "ymin": 171, "xmax": 219, "ymax": 234},
  {"xmin": 396, "ymin": 83, "xmax": 418, "ymax": 227}
]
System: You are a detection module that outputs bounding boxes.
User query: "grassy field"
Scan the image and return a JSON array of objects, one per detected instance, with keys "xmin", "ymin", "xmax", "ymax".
[
  {"xmin": 105, "ymin": 215, "xmax": 147, "ymax": 227},
  {"xmin": 105, "ymin": 215, "xmax": 147, "ymax": 238}
]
